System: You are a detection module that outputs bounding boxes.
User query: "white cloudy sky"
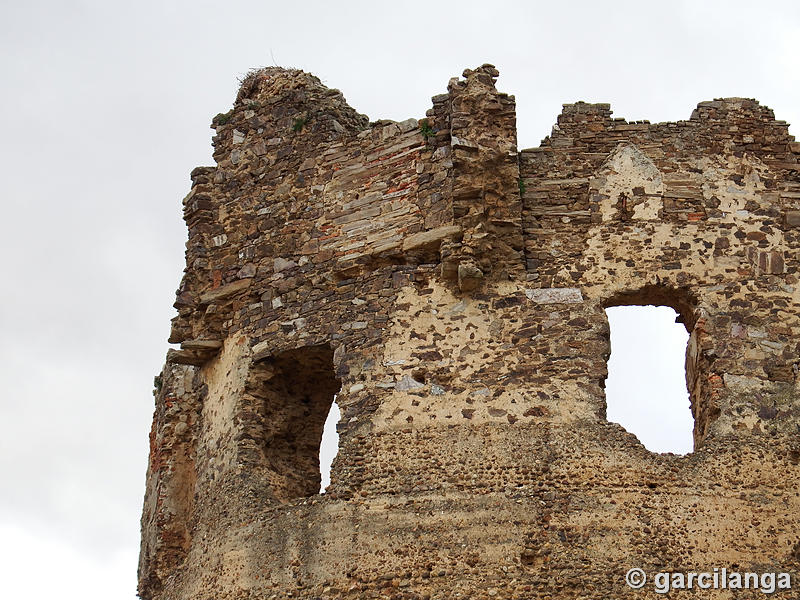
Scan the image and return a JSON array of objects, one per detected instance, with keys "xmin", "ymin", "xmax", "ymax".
[{"xmin": 0, "ymin": 1, "xmax": 797, "ymax": 598}]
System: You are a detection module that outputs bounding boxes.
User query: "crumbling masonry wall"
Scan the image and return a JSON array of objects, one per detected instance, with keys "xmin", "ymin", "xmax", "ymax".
[{"xmin": 139, "ymin": 64, "xmax": 800, "ymax": 599}]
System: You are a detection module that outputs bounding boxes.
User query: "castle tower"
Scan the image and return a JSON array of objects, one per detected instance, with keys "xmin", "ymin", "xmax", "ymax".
[{"xmin": 139, "ymin": 65, "xmax": 800, "ymax": 599}]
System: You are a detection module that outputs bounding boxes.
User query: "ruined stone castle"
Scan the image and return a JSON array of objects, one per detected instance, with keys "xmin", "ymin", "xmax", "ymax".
[{"xmin": 139, "ymin": 64, "xmax": 800, "ymax": 599}]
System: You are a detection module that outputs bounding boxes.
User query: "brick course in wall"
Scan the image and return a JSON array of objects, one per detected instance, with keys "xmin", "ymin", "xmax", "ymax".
[{"xmin": 139, "ymin": 65, "xmax": 800, "ymax": 600}]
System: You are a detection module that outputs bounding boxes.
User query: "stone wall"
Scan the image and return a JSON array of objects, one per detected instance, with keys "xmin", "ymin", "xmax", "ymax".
[{"xmin": 139, "ymin": 65, "xmax": 800, "ymax": 600}]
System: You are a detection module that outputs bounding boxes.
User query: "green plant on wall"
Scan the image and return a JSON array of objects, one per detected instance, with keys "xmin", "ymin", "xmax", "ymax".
[
  {"xmin": 518, "ymin": 177, "xmax": 527, "ymax": 196},
  {"xmin": 419, "ymin": 118, "xmax": 435, "ymax": 140},
  {"xmin": 214, "ymin": 109, "xmax": 234, "ymax": 126},
  {"xmin": 292, "ymin": 114, "xmax": 309, "ymax": 132}
]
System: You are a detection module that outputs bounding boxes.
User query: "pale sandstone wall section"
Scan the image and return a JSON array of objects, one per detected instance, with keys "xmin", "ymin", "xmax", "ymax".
[{"xmin": 139, "ymin": 65, "xmax": 800, "ymax": 599}]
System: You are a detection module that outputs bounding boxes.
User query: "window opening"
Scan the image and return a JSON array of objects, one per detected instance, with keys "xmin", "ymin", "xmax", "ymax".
[
  {"xmin": 249, "ymin": 344, "xmax": 341, "ymax": 502},
  {"xmin": 605, "ymin": 305, "xmax": 693, "ymax": 454},
  {"xmin": 319, "ymin": 399, "xmax": 340, "ymax": 493}
]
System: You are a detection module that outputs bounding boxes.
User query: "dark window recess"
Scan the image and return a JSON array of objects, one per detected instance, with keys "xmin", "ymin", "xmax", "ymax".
[{"xmin": 245, "ymin": 344, "xmax": 341, "ymax": 502}]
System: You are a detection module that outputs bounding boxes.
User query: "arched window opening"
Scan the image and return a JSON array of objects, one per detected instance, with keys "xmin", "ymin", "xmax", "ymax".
[
  {"xmin": 604, "ymin": 305, "xmax": 693, "ymax": 454},
  {"xmin": 319, "ymin": 399, "xmax": 340, "ymax": 493}
]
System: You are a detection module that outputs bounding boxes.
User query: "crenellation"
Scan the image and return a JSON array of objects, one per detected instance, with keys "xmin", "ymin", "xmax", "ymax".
[{"xmin": 140, "ymin": 64, "xmax": 800, "ymax": 600}]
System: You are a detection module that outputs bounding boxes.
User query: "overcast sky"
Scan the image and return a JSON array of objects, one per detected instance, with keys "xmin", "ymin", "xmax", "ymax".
[{"xmin": 1, "ymin": 1, "xmax": 797, "ymax": 598}]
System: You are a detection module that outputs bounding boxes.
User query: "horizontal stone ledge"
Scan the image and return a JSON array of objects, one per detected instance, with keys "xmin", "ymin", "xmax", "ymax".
[
  {"xmin": 519, "ymin": 147, "xmax": 548, "ymax": 154},
  {"xmin": 198, "ymin": 278, "xmax": 253, "ymax": 304},
  {"xmin": 371, "ymin": 239, "xmax": 403, "ymax": 255},
  {"xmin": 489, "ymin": 218, "xmax": 522, "ymax": 228},
  {"xmin": 401, "ymin": 225, "xmax": 463, "ymax": 252},
  {"xmin": 662, "ymin": 179, "xmax": 695, "ymax": 186},
  {"xmin": 530, "ymin": 177, "xmax": 590, "ymax": 186},
  {"xmin": 251, "ymin": 340, "xmax": 271, "ymax": 362},
  {"xmin": 525, "ymin": 287, "xmax": 584, "ymax": 304},
  {"xmin": 765, "ymin": 160, "xmax": 799, "ymax": 170},
  {"xmin": 528, "ymin": 209, "xmax": 591, "ymax": 217},
  {"xmin": 180, "ymin": 339, "xmax": 223, "ymax": 351},
  {"xmin": 663, "ymin": 190, "xmax": 703, "ymax": 199},
  {"xmin": 611, "ymin": 123, "xmax": 651, "ymax": 131},
  {"xmin": 167, "ymin": 348, "xmax": 213, "ymax": 366}
]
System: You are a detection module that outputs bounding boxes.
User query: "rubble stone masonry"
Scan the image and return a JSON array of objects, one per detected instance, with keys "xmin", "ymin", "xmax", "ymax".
[{"xmin": 139, "ymin": 64, "xmax": 800, "ymax": 599}]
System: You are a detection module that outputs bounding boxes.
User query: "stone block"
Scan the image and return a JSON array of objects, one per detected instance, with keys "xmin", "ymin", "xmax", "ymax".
[
  {"xmin": 401, "ymin": 225, "xmax": 462, "ymax": 253},
  {"xmin": 524, "ymin": 287, "xmax": 583, "ymax": 304},
  {"xmin": 198, "ymin": 278, "xmax": 252, "ymax": 304}
]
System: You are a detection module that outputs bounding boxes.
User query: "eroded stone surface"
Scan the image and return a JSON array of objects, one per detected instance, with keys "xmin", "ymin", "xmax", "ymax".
[{"xmin": 140, "ymin": 65, "xmax": 800, "ymax": 600}]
